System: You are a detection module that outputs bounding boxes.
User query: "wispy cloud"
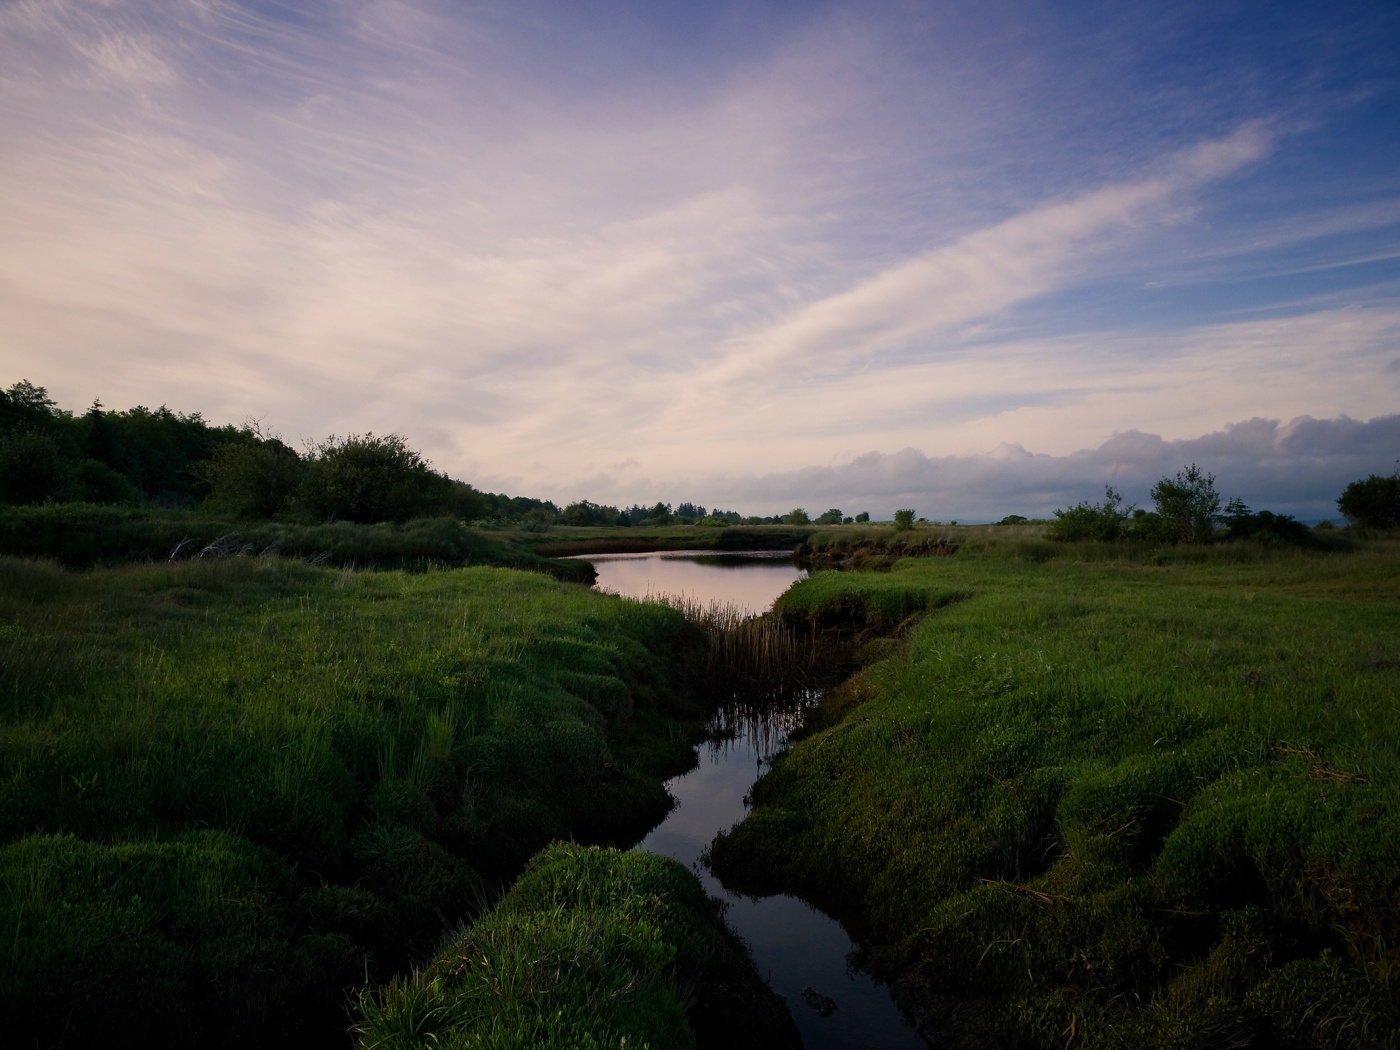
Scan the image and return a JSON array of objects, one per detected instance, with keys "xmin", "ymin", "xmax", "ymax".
[{"xmin": 0, "ymin": 2, "xmax": 1396, "ymax": 510}]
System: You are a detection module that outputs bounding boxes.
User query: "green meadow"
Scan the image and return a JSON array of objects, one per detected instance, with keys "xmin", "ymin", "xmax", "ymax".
[
  {"xmin": 711, "ymin": 535, "xmax": 1400, "ymax": 1047},
  {"xmin": 0, "ymin": 556, "xmax": 713, "ymax": 1047}
]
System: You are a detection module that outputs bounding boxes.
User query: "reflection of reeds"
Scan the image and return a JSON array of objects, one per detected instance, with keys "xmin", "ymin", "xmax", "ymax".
[{"xmin": 647, "ymin": 595, "xmax": 821, "ymax": 756}]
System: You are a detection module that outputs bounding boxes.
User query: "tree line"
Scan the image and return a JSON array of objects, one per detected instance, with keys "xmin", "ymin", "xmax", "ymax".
[{"xmin": 1049, "ymin": 462, "xmax": 1400, "ymax": 544}]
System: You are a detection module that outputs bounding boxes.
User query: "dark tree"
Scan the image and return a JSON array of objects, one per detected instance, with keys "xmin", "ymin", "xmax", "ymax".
[
  {"xmin": 1337, "ymin": 471, "xmax": 1400, "ymax": 529},
  {"xmin": 299, "ymin": 433, "xmax": 456, "ymax": 523}
]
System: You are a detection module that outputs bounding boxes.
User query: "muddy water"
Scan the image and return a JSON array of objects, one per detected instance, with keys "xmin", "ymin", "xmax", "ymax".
[{"xmin": 585, "ymin": 551, "xmax": 927, "ymax": 1050}]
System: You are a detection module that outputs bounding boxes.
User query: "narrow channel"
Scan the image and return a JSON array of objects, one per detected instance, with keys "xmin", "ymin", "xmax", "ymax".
[{"xmin": 583, "ymin": 551, "xmax": 928, "ymax": 1050}]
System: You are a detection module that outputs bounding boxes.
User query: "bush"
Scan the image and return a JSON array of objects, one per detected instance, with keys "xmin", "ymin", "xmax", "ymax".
[
  {"xmin": 300, "ymin": 433, "xmax": 456, "ymax": 524},
  {"xmin": 198, "ymin": 436, "xmax": 304, "ymax": 518},
  {"xmin": 815, "ymin": 508, "xmax": 843, "ymax": 525},
  {"xmin": 1338, "ymin": 472, "xmax": 1400, "ymax": 529},
  {"xmin": 1221, "ymin": 499, "xmax": 1317, "ymax": 547},
  {"xmin": 783, "ymin": 507, "xmax": 811, "ymax": 525},
  {"xmin": 1048, "ymin": 486, "xmax": 1132, "ymax": 541},
  {"xmin": 894, "ymin": 508, "xmax": 916, "ymax": 531},
  {"xmin": 1151, "ymin": 464, "xmax": 1221, "ymax": 543}
]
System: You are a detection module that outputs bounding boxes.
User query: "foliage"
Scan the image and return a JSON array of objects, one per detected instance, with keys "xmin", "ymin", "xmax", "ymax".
[
  {"xmin": 1150, "ymin": 463, "xmax": 1222, "ymax": 543},
  {"xmin": 0, "ymin": 503, "xmax": 594, "ymax": 579},
  {"xmin": 1221, "ymin": 498, "xmax": 1318, "ymax": 547},
  {"xmin": 0, "ymin": 557, "xmax": 713, "ymax": 1046},
  {"xmin": 783, "ymin": 507, "xmax": 811, "ymax": 525},
  {"xmin": 855, "ymin": 511, "xmax": 870, "ymax": 523},
  {"xmin": 710, "ymin": 544, "xmax": 1400, "ymax": 1047},
  {"xmin": 355, "ymin": 844, "xmax": 798, "ymax": 1050},
  {"xmin": 1338, "ymin": 471, "xmax": 1400, "ymax": 529},
  {"xmin": 1048, "ymin": 486, "xmax": 1133, "ymax": 541},
  {"xmin": 197, "ymin": 432, "xmax": 305, "ymax": 518},
  {"xmin": 813, "ymin": 508, "xmax": 842, "ymax": 525},
  {"xmin": 299, "ymin": 433, "xmax": 460, "ymax": 523},
  {"xmin": 893, "ymin": 508, "xmax": 916, "ymax": 531}
]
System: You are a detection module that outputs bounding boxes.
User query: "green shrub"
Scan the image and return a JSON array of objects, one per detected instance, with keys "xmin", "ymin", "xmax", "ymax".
[
  {"xmin": 1049, "ymin": 486, "xmax": 1132, "ymax": 541},
  {"xmin": 1150, "ymin": 464, "xmax": 1222, "ymax": 543}
]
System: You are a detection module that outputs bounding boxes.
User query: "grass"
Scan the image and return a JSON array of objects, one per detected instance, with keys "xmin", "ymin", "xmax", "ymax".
[
  {"xmin": 0, "ymin": 556, "xmax": 712, "ymax": 1047},
  {"xmin": 709, "ymin": 536, "xmax": 1400, "ymax": 1047},
  {"xmin": 354, "ymin": 843, "xmax": 799, "ymax": 1050},
  {"xmin": 0, "ymin": 503, "xmax": 594, "ymax": 581}
]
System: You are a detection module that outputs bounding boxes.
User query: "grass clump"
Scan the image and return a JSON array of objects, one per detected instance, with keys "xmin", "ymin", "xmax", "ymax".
[
  {"xmin": 0, "ymin": 556, "xmax": 709, "ymax": 1046},
  {"xmin": 355, "ymin": 843, "xmax": 798, "ymax": 1050},
  {"xmin": 709, "ymin": 540, "xmax": 1400, "ymax": 1047}
]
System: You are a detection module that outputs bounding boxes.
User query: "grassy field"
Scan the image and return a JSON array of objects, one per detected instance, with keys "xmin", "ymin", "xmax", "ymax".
[
  {"xmin": 0, "ymin": 556, "xmax": 713, "ymax": 1047},
  {"xmin": 711, "ymin": 536, "xmax": 1400, "ymax": 1047}
]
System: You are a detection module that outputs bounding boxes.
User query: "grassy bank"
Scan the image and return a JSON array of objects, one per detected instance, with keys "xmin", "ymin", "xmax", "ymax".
[
  {"xmin": 0, "ymin": 503, "xmax": 594, "ymax": 581},
  {"xmin": 356, "ymin": 843, "xmax": 800, "ymax": 1050},
  {"xmin": 710, "ymin": 538, "xmax": 1400, "ymax": 1047},
  {"xmin": 1, "ymin": 557, "xmax": 711, "ymax": 1047}
]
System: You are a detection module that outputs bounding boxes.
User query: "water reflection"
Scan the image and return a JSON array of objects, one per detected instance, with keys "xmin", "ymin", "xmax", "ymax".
[
  {"xmin": 639, "ymin": 710, "xmax": 928, "ymax": 1050},
  {"xmin": 582, "ymin": 549, "xmax": 806, "ymax": 616}
]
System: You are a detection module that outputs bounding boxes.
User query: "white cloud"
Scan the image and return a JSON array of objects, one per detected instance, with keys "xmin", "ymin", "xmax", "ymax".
[{"xmin": 580, "ymin": 413, "xmax": 1399, "ymax": 523}]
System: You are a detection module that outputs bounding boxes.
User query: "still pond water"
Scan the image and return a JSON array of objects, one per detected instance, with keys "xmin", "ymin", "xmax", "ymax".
[{"xmin": 584, "ymin": 551, "xmax": 927, "ymax": 1050}]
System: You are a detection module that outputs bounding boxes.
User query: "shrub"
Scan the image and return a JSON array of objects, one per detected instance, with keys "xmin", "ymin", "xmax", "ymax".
[
  {"xmin": 1337, "ymin": 472, "xmax": 1400, "ymax": 529},
  {"xmin": 1151, "ymin": 464, "xmax": 1221, "ymax": 543},
  {"xmin": 815, "ymin": 508, "xmax": 843, "ymax": 525},
  {"xmin": 1221, "ymin": 499, "xmax": 1317, "ymax": 547},
  {"xmin": 893, "ymin": 508, "xmax": 916, "ymax": 531},
  {"xmin": 299, "ymin": 433, "xmax": 455, "ymax": 524},
  {"xmin": 855, "ymin": 511, "xmax": 870, "ymax": 523},
  {"xmin": 1048, "ymin": 486, "xmax": 1132, "ymax": 541},
  {"xmin": 783, "ymin": 507, "xmax": 811, "ymax": 525},
  {"xmin": 198, "ymin": 436, "xmax": 304, "ymax": 518}
]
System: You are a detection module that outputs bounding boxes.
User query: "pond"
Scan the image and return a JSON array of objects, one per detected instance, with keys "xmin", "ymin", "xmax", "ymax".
[{"xmin": 582, "ymin": 550, "xmax": 927, "ymax": 1049}]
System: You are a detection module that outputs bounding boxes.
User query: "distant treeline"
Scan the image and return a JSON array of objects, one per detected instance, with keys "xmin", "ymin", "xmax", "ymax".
[{"xmin": 0, "ymin": 380, "xmax": 772, "ymax": 527}]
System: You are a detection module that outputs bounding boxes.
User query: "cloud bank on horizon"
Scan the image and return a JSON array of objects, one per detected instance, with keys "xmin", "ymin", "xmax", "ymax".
[{"xmin": 1, "ymin": 0, "xmax": 1397, "ymax": 519}]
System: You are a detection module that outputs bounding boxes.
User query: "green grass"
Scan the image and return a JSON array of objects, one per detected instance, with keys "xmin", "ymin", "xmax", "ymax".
[
  {"xmin": 355, "ymin": 843, "xmax": 799, "ymax": 1050},
  {"xmin": 0, "ymin": 503, "xmax": 594, "ymax": 580},
  {"xmin": 710, "ymin": 539, "xmax": 1400, "ymax": 1048},
  {"xmin": 0, "ymin": 556, "xmax": 710, "ymax": 1047}
]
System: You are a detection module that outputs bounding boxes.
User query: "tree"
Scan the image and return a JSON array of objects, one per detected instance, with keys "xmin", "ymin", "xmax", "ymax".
[
  {"xmin": 1337, "ymin": 471, "xmax": 1400, "ymax": 529},
  {"xmin": 783, "ymin": 508, "xmax": 810, "ymax": 525},
  {"xmin": 893, "ymin": 509, "xmax": 916, "ymax": 531},
  {"xmin": 198, "ymin": 434, "xmax": 304, "ymax": 519},
  {"xmin": 1150, "ymin": 464, "xmax": 1221, "ymax": 544},
  {"xmin": 815, "ymin": 508, "xmax": 842, "ymax": 525},
  {"xmin": 1048, "ymin": 487, "xmax": 1132, "ymax": 541},
  {"xmin": 299, "ymin": 433, "xmax": 455, "ymax": 523},
  {"xmin": 855, "ymin": 511, "xmax": 870, "ymax": 523}
]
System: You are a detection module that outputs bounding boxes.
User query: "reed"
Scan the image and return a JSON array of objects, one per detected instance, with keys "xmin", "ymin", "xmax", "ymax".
[{"xmin": 641, "ymin": 595, "xmax": 824, "ymax": 753}]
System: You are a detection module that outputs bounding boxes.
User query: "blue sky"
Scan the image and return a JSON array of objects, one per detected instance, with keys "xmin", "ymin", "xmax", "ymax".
[{"xmin": 2, "ymin": 0, "xmax": 1397, "ymax": 519}]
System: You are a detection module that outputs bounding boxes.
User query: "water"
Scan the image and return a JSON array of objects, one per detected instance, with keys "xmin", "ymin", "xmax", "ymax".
[
  {"xmin": 584, "ymin": 550, "xmax": 927, "ymax": 1049},
  {"xmin": 585, "ymin": 549, "xmax": 807, "ymax": 616}
]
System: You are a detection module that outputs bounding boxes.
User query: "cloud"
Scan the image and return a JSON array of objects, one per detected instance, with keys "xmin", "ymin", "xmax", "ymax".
[
  {"xmin": 693, "ymin": 125, "xmax": 1274, "ymax": 387},
  {"xmin": 583, "ymin": 414, "xmax": 1399, "ymax": 522}
]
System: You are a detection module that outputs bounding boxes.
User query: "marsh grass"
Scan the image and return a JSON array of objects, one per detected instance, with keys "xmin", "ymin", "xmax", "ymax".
[
  {"xmin": 0, "ymin": 556, "xmax": 710, "ymax": 1047},
  {"xmin": 710, "ymin": 539, "xmax": 1400, "ymax": 1048}
]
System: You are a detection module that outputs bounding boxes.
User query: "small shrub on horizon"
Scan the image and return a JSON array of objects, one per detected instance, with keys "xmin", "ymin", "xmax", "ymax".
[{"xmin": 1048, "ymin": 486, "xmax": 1132, "ymax": 541}]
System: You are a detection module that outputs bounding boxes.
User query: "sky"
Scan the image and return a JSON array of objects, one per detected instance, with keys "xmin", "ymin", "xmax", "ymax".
[{"xmin": 2, "ymin": 0, "xmax": 1398, "ymax": 521}]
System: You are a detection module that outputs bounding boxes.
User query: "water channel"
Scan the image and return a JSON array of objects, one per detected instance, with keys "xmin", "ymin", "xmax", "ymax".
[{"xmin": 582, "ymin": 551, "xmax": 927, "ymax": 1050}]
